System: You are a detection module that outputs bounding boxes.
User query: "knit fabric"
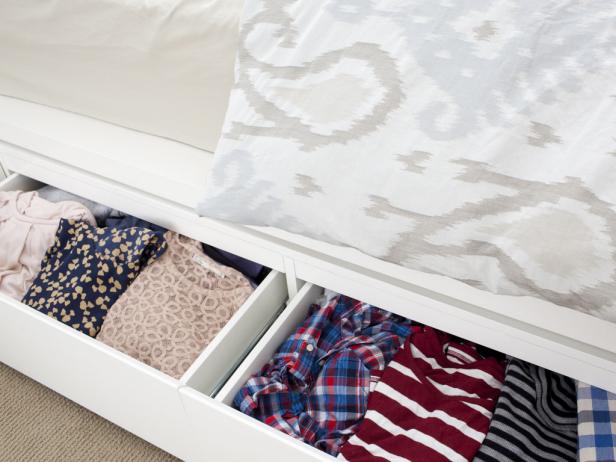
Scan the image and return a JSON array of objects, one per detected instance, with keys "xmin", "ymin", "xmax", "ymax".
[
  {"xmin": 473, "ymin": 359, "xmax": 577, "ymax": 462},
  {"xmin": 340, "ymin": 327, "xmax": 505, "ymax": 462},
  {"xmin": 0, "ymin": 191, "xmax": 95, "ymax": 300}
]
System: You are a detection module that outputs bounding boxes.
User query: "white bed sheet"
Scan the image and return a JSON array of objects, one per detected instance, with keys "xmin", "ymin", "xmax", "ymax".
[{"xmin": 0, "ymin": 0, "xmax": 242, "ymax": 151}]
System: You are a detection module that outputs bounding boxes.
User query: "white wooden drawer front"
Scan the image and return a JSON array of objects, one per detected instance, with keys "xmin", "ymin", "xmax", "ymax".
[
  {"xmin": 181, "ymin": 283, "xmax": 332, "ymax": 462},
  {"xmin": 0, "ymin": 290, "xmax": 193, "ymax": 459},
  {"xmin": 0, "ymin": 173, "xmax": 289, "ymax": 460}
]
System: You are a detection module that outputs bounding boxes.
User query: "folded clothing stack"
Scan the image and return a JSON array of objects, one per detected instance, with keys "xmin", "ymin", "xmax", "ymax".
[
  {"xmin": 98, "ymin": 231, "xmax": 254, "ymax": 379},
  {"xmin": 233, "ymin": 295, "xmax": 591, "ymax": 462},
  {"xmin": 341, "ymin": 326, "xmax": 506, "ymax": 462},
  {"xmin": 21, "ymin": 218, "xmax": 167, "ymax": 337},
  {"xmin": 0, "ymin": 190, "xmax": 95, "ymax": 300},
  {"xmin": 0, "ymin": 186, "xmax": 261, "ymax": 379},
  {"xmin": 234, "ymin": 293, "xmax": 413, "ymax": 455}
]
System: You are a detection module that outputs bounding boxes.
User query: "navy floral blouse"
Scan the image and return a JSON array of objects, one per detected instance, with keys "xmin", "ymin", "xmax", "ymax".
[{"xmin": 22, "ymin": 219, "xmax": 167, "ymax": 337}]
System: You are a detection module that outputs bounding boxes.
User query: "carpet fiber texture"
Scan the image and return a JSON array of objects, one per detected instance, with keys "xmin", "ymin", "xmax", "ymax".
[{"xmin": 0, "ymin": 362, "xmax": 179, "ymax": 462}]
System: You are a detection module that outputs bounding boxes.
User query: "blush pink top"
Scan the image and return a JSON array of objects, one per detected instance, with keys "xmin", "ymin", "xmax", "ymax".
[
  {"xmin": 0, "ymin": 190, "xmax": 96, "ymax": 300},
  {"xmin": 98, "ymin": 231, "xmax": 254, "ymax": 379}
]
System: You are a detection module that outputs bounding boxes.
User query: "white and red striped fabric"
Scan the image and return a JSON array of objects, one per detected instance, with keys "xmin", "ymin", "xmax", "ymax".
[{"xmin": 339, "ymin": 327, "xmax": 506, "ymax": 462}]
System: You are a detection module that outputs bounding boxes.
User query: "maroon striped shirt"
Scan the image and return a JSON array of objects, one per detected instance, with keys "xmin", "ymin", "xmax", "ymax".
[{"xmin": 339, "ymin": 327, "xmax": 505, "ymax": 462}]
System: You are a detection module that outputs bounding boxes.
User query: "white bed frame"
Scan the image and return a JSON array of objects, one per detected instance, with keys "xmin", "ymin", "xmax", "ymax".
[{"xmin": 0, "ymin": 95, "xmax": 614, "ymax": 461}]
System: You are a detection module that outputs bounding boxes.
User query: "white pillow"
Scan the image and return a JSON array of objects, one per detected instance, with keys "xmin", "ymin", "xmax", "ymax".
[{"xmin": 0, "ymin": 0, "xmax": 243, "ymax": 151}]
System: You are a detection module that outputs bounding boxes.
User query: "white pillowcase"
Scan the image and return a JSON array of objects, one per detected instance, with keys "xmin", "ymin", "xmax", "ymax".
[{"xmin": 0, "ymin": 0, "xmax": 243, "ymax": 151}]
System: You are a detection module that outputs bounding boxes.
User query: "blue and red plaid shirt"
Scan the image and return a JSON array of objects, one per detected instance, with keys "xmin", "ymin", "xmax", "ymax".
[{"xmin": 233, "ymin": 294, "xmax": 412, "ymax": 455}]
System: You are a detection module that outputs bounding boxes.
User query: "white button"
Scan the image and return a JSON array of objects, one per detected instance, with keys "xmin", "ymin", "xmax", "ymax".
[{"xmin": 306, "ymin": 344, "xmax": 314, "ymax": 352}]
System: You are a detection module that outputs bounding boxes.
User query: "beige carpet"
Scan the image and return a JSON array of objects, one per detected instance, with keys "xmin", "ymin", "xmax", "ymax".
[{"xmin": 0, "ymin": 362, "xmax": 180, "ymax": 462}]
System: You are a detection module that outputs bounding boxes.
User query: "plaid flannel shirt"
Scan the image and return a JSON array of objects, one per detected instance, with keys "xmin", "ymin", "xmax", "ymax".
[
  {"xmin": 233, "ymin": 294, "xmax": 411, "ymax": 456},
  {"xmin": 578, "ymin": 382, "xmax": 616, "ymax": 462}
]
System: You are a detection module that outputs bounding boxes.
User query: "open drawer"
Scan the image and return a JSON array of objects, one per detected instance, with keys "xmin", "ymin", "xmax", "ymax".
[
  {"xmin": 4, "ymin": 138, "xmax": 616, "ymax": 395},
  {"xmin": 180, "ymin": 282, "xmax": 333, "ymax": 462},
  {"xmin": 0, "ymin": 173, "xmax": 289, "ymax": 460}
]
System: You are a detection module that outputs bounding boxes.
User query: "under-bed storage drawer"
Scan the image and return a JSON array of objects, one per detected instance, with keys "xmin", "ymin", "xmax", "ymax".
[
  {"xmin": 0, "ymin": 291, "xmax": 193, "ymax": 458},
  {"xmin": 179, "ymin": 283, "xmax": 332, "ymax": 462},
  {"xmin": 0, "ymin": 173, "xmax": 290, "ymax": 460},
  {"xmin": 0, "ymin": 272, "xmax": 289, "ymax": 461}
]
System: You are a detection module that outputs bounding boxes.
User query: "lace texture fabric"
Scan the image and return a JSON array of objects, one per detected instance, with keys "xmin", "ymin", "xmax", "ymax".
[{"xmin": 98, "ymin": 231, "xmax": 254, "ymax": 379}]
